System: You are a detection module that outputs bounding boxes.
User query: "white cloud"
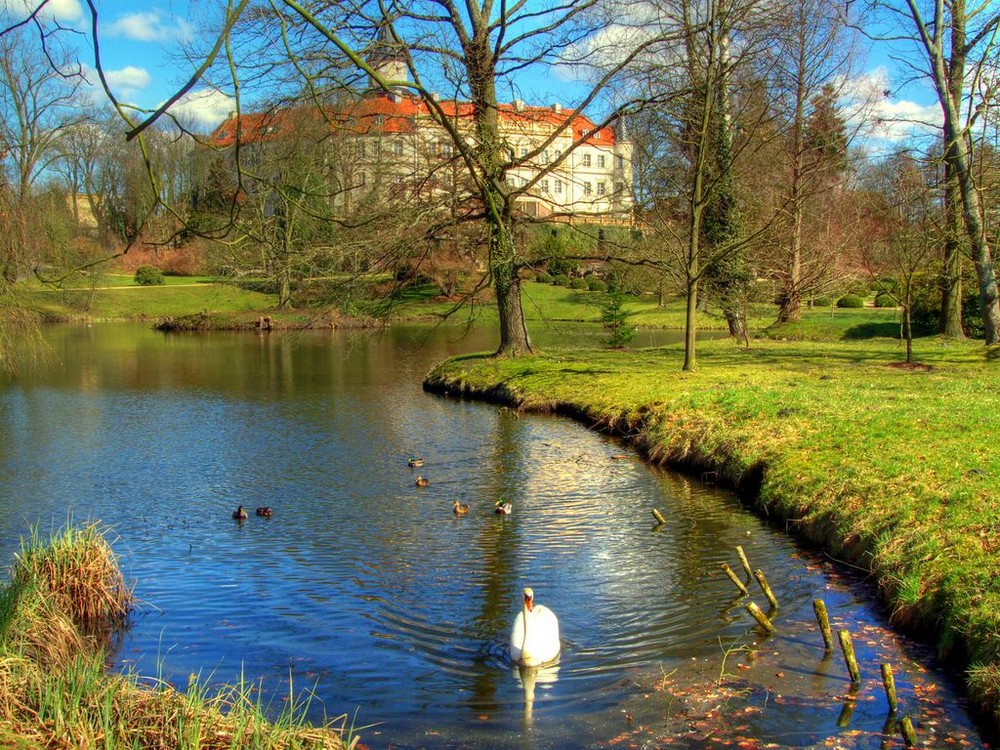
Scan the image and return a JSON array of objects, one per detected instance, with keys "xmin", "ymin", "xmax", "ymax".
[
  {"xmin": 165, "ymin": 89, "xmax": 235, "ymax": 131},
  {"xmin": 841, "ymin": 68, "xmax": 942, "ymax": 145},
  {"xmin": 74, "ymin": 63, "xmax": 152, "ymax": 106},
  {"xmin": 106, "ymin": 11, "xmax": 193, "ymax": 43},
  {"xmin": 1, "ymin": 0, "xmax": 83, "ymax": 24},
  {"xmin": 104, "ymin": 65, "xmax": 152, "ymax": 95}
]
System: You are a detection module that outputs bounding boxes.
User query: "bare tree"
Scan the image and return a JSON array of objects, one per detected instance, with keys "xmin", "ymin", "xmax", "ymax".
[
  {"xmin": 859, "ymin": 152, "xmax": 941, "ymax": 364},
  {"xmin": 871, "ymin": 0, "xmax": 1000, "ymax": 343},
  {"xmin": 0, "ymin": 25, "xmax": 83, "ymax": 281},
  {"xmin": 83, "ymin": 0, "xmax": 668, "ymax": 356},
  {"xmin": 626, "ymin": 0, "xmax": 783, "ymax": 370},
  {"xmin": 765, "ymin": 0, "xmax": 856, "ymax": 323}
]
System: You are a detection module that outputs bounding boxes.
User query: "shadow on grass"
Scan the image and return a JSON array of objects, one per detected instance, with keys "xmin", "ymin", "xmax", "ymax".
[{"xmin": 841, "ymin": 322, "xmax": 900, "ymax": 340}]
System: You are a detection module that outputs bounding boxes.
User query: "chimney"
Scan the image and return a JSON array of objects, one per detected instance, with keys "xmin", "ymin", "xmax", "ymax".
[
  {"xmin": 514, "ymin": 99, "xmax": 525, "ymax": 112},
  {"xmin": 552, "ymin": 102, "xmax": 562, "ymax": 113}
]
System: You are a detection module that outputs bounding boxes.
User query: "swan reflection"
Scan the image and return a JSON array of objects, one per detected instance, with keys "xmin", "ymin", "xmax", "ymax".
[{"xmin": 514, "ymin": 662, "xmax": 559, "ymax": 726}]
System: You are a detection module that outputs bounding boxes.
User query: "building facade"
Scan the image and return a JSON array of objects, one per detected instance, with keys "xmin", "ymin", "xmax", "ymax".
[{"xmin": 211, "ymin": 67, "xmax": 633, "ymax": 223}]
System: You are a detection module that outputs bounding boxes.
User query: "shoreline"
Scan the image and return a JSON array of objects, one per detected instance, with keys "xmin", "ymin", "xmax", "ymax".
[{"xmin": 422, "ymin": 341, "xmax": 1000, "ymax": 738}]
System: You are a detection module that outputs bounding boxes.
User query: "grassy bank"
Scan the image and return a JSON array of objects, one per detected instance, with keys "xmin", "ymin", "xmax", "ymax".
[
  {"xmin": 0, "ymin": 523, "xmax": 347, "ymax": 749},
  {"xmin": 424, "ymin": 334, "xmax": 1000, "ymax": 729},
  {"xmin": 25, "ymin": 273, "xmax": 887, "ymax": 333}
]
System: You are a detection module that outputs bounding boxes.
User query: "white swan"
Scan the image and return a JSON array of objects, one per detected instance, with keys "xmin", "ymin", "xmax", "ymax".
[{"xmin": 510, "ymin": 587, "xmax": 560, "ymax": 667}]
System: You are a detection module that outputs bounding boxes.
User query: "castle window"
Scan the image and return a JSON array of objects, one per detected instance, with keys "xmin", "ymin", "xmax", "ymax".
[
  {"xmin": 582, "ymin": 153, "xmax": 592, "ymax": 167},
  {"xmin": 597, "ymin": 182, "xmax": 606, "ymax": 195},
  {"xmin": 393, "ymin": 140, "xmax": 404, "ymax": 156},
  {"xmin": 597, "ymin": 154, "xmax": 606, "ymax": 168},
  {"xmin": 616, "ymin": 154, "xmax": 624, "ymax": 169},
  {"xmin": 541, "ymin": 179, "xmax": 550, "ymax": 193},
  {"xmin": 554, "ymin": 179, "xmax": 563, "ymax": 194},
  {"xmin": 584, "ymin": 181, "xmax": 592, "ymax": 195}
]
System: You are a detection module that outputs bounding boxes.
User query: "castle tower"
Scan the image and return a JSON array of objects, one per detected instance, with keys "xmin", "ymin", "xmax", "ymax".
[{"xmin": 367, "ymin": 25, "xmax": 409, "ymax": 93}]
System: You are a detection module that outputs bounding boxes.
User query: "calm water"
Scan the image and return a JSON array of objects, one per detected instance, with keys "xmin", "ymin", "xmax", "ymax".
[{"xmin": 0, "ymin": 323, "xmax": 988, "ymax": 749}]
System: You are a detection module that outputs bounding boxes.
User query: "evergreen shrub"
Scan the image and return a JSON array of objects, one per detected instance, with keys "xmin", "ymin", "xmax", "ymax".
[
  {"xmin": 837, "ymin": 294, "xmax": 864, "ymax": 308},
  {"xmin": 134, "ymin": 266, "xmax": 165, "ymax": 286}
]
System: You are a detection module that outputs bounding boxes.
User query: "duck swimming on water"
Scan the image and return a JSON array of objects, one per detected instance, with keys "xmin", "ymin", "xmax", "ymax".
[{"xmin": 232, "ymin": 505, "xmax": 248, "ymax": 521}]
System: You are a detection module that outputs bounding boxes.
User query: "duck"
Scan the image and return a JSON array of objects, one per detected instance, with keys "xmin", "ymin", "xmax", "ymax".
[
  {"xmin": 232, "ymin": 505, "xmax": 248, "ymax": 521},
  {"xmin": 407, "ymin": 456, "xmax": 424, "ymax": 468},
  {"xmin": 415, "ymin": 475, "xmax": 430, "ymax": 487},
  {"xmin": 494, "ymin": 499, "xmax": 513, "ymax": 515},
  {"xmin": 255, "ymin": 506, "xmax": 273, "ymax": 518},
  {"xmin": 452, "ymin": 501, "xmax": 470, "ymax": 516},
  {"xmin": 510, "ymin": 587, "xmax": 560, "ymax": 667}
]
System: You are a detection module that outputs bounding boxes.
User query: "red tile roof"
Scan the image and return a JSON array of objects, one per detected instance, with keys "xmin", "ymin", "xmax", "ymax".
[{"xmin": 210, "ymin": 93, "xmax": 617, "ymax": 147}]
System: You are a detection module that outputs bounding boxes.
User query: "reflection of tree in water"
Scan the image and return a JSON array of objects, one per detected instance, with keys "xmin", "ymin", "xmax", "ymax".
[{"xmin": 466, "ymin": 409, "xmax": 527, "ymax": 715}]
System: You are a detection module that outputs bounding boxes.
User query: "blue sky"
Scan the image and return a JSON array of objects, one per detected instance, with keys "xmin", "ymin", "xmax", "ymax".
[{"xmin": 3, "ymin": 0, "xmax": 944, "ymax": 148}]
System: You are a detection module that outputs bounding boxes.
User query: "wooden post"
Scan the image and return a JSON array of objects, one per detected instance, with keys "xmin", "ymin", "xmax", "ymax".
[
  {"xmin": 735, "ymin": 545, "xmax": 753, "ymax": 578},
  {"xmin": 746, "ymin": 601, "xmax": 776, "ymax": 634},
  {"xmin": 881, "ymin": 663, "xmax": 898, "ymax": 713},
  {"xmin": 651, "ymin": 508, "xmax": 666, "ymax": 526},
  {"xmin": 721, "ymin": 563, "xmax": 750, "ymax": 596},
  {"xmin": 900, "ymin": 716, "xmax": 917, "ymax": 747},
  {"xmin": 836, "ymin": 698, "xmax": 855, "ymax": 728},
  {"xmin": 813, "ymin": 599, "xmax": 834, "ymax": 651},
  {"xmin": 838, "ymin": 630, "xmax": 861, "ymax": 685},
  {"xmin": 754, "ymin": 569, "xmax": 779, "ymax": 609}
]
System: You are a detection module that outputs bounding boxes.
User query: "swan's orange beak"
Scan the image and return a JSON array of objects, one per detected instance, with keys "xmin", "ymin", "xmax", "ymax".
[{"xmin": 524, "ymin": 593, "xmax": 533, "ymax": 611}]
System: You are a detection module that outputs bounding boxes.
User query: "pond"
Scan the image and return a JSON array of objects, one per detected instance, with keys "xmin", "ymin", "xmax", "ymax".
[{"xmin": 0, "ymin": 322, "xmax": 988, "ymax": 749}]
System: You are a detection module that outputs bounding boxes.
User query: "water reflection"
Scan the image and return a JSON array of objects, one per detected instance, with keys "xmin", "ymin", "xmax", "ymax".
[{"xmin": 0, "ymin": 323, "xmax": 989, "ymax": 750}]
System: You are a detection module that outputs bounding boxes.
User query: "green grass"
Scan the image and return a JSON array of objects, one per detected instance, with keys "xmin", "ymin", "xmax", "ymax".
[
  {"xmin": 26, "ymin": 281, "xmax": 277, "ymax": 320},
  {"xmin": 425, "ymin": 334, "xmax": 1000, "ymax": 726},
  {"xmin": 20, "ymin": 272, "xmax": 905, "ymax": 341}
]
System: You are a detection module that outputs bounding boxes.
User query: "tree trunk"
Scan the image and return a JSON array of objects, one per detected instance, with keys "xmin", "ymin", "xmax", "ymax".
[
  {"xmin": 943, "ymin": 115, "xmax": 1000, "ymax": 342},
  {"xmin": 939, "ymin": 15, "xmax": 965, "ymax": 339},
  {"xmin": 923, "ymin": 0, "xmax": 1000, "ymax": 342},
  {"xmin": 466, "ymin": 23, "xmax": 533, "ymax": 357},
  {"xmin": 492, "ymin": 216, "xmax": 533, "ymax": 356},
  {"xmin": 684, "ymin": 275, "xmax": 698, "ymax": 371}
]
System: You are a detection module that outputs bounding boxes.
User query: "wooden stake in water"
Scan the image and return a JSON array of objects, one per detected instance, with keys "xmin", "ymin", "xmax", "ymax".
[
  {"xmin": 721, "ymin": 563, "xmax": 750, "ymax": 596},
  {"xmin": 651, "ymin": 508, "xmax": 666, "ymax": 526},
  {"xmin": 838, "ymin": 630, "xmax": 861, "ymax": 685},
  {"xmin": 746, "ymin": 601, "xmax": 776, "ymax": 634},
  {"xmin": 900, "ymin": 716, "xmax": 917, "ymax": 747},
  {"xmin": 754, "ymin": 568, "xmax": 779, "ymax": 609},
  {"xmin": 736, "ymin": 545, "xmax": 753, "ymax": 578},
  {"xmin": 813, "ymin": 599, "xmax": 834, "ymax": 651},
  {"xmin": 881, "ymin": 663, "xmax": 898, "ymax": 713}
]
